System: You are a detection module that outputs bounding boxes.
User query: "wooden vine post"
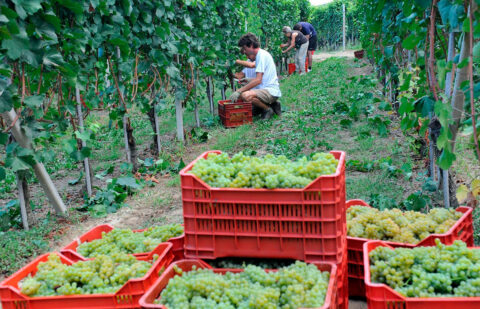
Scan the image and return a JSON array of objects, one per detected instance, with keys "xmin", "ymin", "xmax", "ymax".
[
  {"xmin": 16, "ymin": 171, "xmax": 29, "ymax": 230},
  {"xmin": 175, "ymin": 57, "xmax": 185, "ymax": 141},
  {"xmin": 2, "ymin": 108, "xmax": 66, "ymax": 214},
  {"xmin": 75, "ymin": 86, "xmax": 92, "ymax": 197}
]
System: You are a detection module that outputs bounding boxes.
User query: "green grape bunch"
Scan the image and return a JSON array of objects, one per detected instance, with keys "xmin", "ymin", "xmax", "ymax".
[
  {"xmin": 19, "ymin": 253, "xmax": 153, "ymax": 297},
  {"xmin": 157, "ymin": 261, "xmax": 331, "ymax": 308},
  {"xmin": 189, "ymin": 152, "xmax": 339, "ymax": 189},
  {"xmin": 370, "ymin": 240, "xmax": 480, "ymax": 297},
  {"xmin": 347, "ymin": 206, "xmax": 462, "ymax": 244},
  {"xmin": 77, "ymin": 224, "xmax": 183, "ymax": 258}
]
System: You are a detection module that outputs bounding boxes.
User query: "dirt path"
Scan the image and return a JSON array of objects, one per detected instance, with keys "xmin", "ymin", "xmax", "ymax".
[{"xmin": 313, "ymin": 49, "xmax": 356, "ymax": 61}]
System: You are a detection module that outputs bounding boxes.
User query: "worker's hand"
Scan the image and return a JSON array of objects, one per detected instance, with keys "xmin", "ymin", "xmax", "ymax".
[
  {"xmin": 229, "ymin": 91, "xmax": 241, "ymax": 102},
  {"xmin": 240, "ymin": 77, "xmax": 253, "ymax": 84}
]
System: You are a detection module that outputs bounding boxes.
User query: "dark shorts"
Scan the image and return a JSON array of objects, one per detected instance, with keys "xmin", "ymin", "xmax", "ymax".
[{"xmin": 308, "ymin": 35, "xmax": 318, "ymax": 51}]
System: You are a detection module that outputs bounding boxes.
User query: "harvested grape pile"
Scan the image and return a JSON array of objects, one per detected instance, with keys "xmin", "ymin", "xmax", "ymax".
[
  {"xmin": 370, "ymin": 240, "xmax": 480, "ymax": 297},
  {"xmin": 77, "ymin": 224, "xmax": 183, "ymax": 257},
  {"xmin": 157, "ymin": 261, "xmax": 330, "ymax": 308},
  {"xmin": 20, "ymin": 253, "xmax": 153, "ymax": 296},
  {"xmin": 347, "ymin": 206, "xmax": 462, "ymax": 243},
  {"xmin": 189, "ymin": 152, "xmax": 339, "ymax": 188}
]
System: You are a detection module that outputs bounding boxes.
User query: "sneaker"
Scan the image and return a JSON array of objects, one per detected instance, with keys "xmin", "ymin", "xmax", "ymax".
[
  {"xmin": 262, "ymin": 108, "xmax": 274, "ymax": 120},
  {"xmin": 271, "ymin": 101, "xmax": 282, "ymax": 116}
]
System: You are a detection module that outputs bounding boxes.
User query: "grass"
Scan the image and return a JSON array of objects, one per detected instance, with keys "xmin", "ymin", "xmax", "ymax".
[
  {"xmin": 0, "ymin": 210, "xmax": 85, "ymax": 278},
  {"xmin": 0, "ymin": 225, "xmax": 50, "ymax": 277},
  {"xmin": 167, "ymin": 175, "xmax": 180, "ymax": 187},
  {"xmin": 213, "ymin": 124, "xmax": 254, "ymax": 152}
]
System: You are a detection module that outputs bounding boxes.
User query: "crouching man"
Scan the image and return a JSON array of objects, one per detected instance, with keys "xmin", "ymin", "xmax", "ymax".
[{"xmin": 230, "ymin": 33, "xmax": 282, "ymax": 120}]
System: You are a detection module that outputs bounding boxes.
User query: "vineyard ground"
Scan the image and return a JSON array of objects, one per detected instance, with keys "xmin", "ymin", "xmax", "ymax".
[
  {"xmin": 313, "ymin": 49, "xmax": 355, "ymax": 61},
  {"xmin": 1, "ymin": 52, "xmax": 476, "ymax": 309}
]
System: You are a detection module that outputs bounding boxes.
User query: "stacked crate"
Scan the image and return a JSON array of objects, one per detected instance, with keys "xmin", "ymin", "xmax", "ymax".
[
  {"xmin": 346, "ymin": 199, "xmax": 474, "ymax": 298},
  {"xmin": 178, "ymin": 150, "xmax": 349, "ymax": 308}
]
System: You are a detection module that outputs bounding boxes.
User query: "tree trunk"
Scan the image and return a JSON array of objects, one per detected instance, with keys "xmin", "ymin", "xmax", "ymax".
[
  {"xmin": 207, "ymin": 77, "xmax": 214, "ymax": 114},
  {"xmin": 122, "ymin": 114, "xmax": 132, "ymax": 163},
  {"xmin": 115, "ymin": 47, "xmax": 136, "ymax": 168},
  {"xmin": 221, "ymin": 85, "xmax": 226, "ymax": 101},
  {"xmin": 125, "ymin": 117, "xmax": 137, "ymax": 172},
  {"xmin": 147, "ymin": 107, "xmax": 161, "ymax": 155}
]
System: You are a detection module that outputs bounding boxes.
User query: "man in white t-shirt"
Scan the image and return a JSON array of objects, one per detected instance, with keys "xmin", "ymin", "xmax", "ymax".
[{"xmin": 230, "ymin": 33, "xmax": 282, "ymax": 120}]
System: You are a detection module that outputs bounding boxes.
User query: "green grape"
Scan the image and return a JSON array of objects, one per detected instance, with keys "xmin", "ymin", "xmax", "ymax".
[
  {"xmin": 370, "ymin": 240, "xmax": 480, "ymax": 297},
  {"xmin": 189, "ymin": 152, "xmax": 339, "ymax": 189},
  {"xmin": 159, "ymin": 261, "xmax": 330, "ymax": 308},
  {"xmin": 19, "ymin": 252, "xmax": 153, "ymax": 297},
  {"xmin": 77, "ymin": 224, "xmax": 183, "ymax": 258},
  {"xmin": 347, "ymin": 206, "xmax": 462, "ymax": 244}
]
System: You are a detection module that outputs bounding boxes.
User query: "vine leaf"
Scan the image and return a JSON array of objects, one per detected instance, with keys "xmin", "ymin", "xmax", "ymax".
[
  {"xmin": 402, "ymin": 35, "xmax": 421, "ymax": 50},
  {"xmin": 5, "ymin": 156, "xmax": 31, "ymax": 172},
  {"xmin": 456, "ymin": 184, "xmax": 469, "ymax": 203}
]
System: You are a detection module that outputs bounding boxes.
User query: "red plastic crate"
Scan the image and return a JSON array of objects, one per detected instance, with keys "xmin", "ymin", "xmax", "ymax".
[
  {"xmin": 346, "ymin": 199, "xmax": 474, "ymax": 298},
  {"xmin": 60, "ymin": 224, "xmax": 185, "ymax": 262},
  {"xmin": 140, "ymin": 259, "xmax": 338, "ymax": 309},
  {"xmin": 218, "ymin": 100, "xmax": 253, "ymax": 128},
  {"xmin": 337, "ymin": 243, "xmax": 349, "ymax": 309},
  {"xmin": 180, "ymin": 150, "xmax": 347, "ymax": 263},
  {"xmin": 0, "ymin": 243, "xmax": 174, "ymax": 309},
  {"xmin": 354, "ymin": 50, "xmax": 365, "ymax": 59},
  {"xmin": 288, "ymin": 63, "xmax": 296, "ymax": 75},
  {"xmin": 364, "ymin": 240, "xmax": 480, "ymax": 309},
  {"xmin": 288, "ymin": 51, "xmax": 313, "ymax": 75}
]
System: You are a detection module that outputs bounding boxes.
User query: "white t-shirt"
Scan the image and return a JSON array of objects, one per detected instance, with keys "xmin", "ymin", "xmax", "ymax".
[
  {"xmin": 243, "ymin": 60, "xmax": 259, "ymax": 89},
  {"xmin": 242, "ymin": 65, "xmax": 257, "ymax": 79},
  {"xmin": 254, "ymin": 49, "xmax": 281, "ymax": 98}
]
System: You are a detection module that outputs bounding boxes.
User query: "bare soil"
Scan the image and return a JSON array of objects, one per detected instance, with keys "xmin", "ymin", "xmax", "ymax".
[{"xmin": 313, "ymin": 49, "xmax": 356, "ymax": 61}]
